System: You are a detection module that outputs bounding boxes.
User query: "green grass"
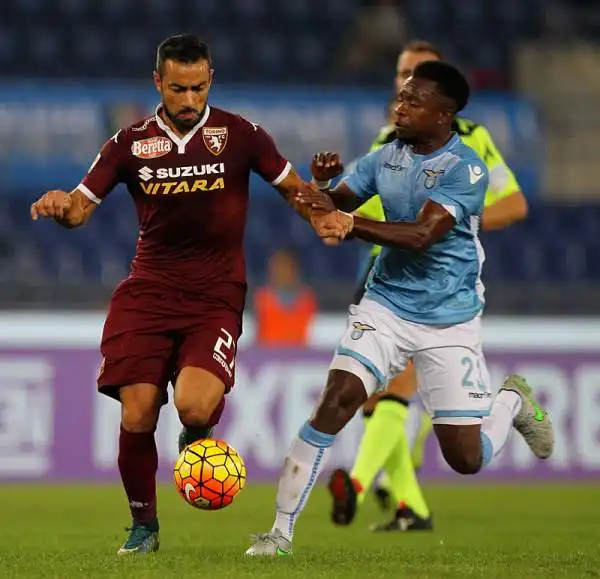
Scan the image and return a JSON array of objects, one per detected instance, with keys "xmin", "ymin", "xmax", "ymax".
[{"xmin": 0, "ymin": 482, "xmax": 598, "ymax": 578}]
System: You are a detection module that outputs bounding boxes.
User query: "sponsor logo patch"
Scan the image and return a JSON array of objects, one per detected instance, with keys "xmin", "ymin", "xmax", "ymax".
[{"xmin": 131, "ymin": 137, "xmax": 173, "ymax": 159}]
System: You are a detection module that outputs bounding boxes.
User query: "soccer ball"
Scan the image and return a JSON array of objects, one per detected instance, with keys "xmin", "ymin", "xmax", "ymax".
[{"xmin": 173, "ymin": 439, "xmax": 246, "ymax": 510}]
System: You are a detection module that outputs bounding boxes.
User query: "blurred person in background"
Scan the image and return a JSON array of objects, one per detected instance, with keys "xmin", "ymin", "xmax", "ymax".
[
  {"xmin": 327, "ymin": 40, "xmax": 529, "ymax": 533},
  {"xmin": 254, "ymin": 249, "xmax": 317, "ymax": 347}
]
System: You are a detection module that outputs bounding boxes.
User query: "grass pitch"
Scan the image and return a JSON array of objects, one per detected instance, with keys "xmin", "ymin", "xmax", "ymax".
[{"xmin": 0, "ymin": 482, "xmax": 597, "ymax": 578}]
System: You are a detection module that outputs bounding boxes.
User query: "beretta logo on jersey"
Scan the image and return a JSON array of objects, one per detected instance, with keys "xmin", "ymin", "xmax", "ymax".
[
  {"xmin": 131, "ymin": 137, "xmax": 173, "ymax": 159},
  {"xmin": 202, "ymin": 127, "xmax": 228, "ymax": 156}
]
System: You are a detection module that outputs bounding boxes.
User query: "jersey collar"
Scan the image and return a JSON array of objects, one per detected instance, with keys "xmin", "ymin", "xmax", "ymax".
[{"xmin": 155, "ymin": 104, "xmax": 211, "ymax": 154}]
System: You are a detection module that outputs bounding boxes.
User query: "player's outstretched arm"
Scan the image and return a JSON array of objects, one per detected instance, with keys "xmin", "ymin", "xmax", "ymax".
[
  {"xmin": 275, "ymin": 168, "xmax": 335, "ymax": 220},
  {"xmin": 275, "ymin": 169, "xmax": 353, "ymax": 243},
  {"xmin": 30, "ymin": 188, "xmax": 97, "ymax": 229},
  {"xmin": 349, "ymin": 200, "xmax": 456, "ymax": 252},
  {"xmin": 246, "ymin": 120, "xmax": 350, "ymax": 242}
]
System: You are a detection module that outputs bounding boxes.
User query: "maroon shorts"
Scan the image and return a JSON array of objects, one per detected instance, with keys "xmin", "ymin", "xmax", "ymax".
[{"xmin": 97, "ymin": 278, "xmax": 243, "ymax": 411}]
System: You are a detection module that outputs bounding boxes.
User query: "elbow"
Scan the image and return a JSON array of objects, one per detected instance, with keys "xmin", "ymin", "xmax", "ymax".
[
  {"xmin": 412, "ymin": 237, "xmax": 433, "ymax": 253},
  {"xmin": 398, "ymin": 231, "xmax": 433, "ymax": 253},
  {"xmin": 481, "ymin": 193, "xmax": 529, "ymax": 231},
  {"xmin": 507, "ymin": 191, "xmax": 529, "ymax": 224},
  {"xmin": 516, "ymin": 194, "xmax": 529, "ymax": 221}
]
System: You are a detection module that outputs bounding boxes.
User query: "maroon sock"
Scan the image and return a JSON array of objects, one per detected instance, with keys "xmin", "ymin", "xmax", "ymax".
[{"xmin": 118, "ymin": 425, "xmax": 158, "ymax": 525}]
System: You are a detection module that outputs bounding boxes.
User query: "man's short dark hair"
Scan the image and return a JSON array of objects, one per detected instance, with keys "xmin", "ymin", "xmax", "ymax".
[
  {"xmin": 402, "ymin": 40, "xmax": 444, "ymax": 60},
  {"xmin": 156, "ymin": 34, "xmax": 212, "ymax": 76},
  {"xmin": 412, "ymin": 61, "xmax": 470, "ymax": 112}
]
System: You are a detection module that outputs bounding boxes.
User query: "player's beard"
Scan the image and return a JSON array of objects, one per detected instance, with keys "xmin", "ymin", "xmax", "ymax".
[{"xmin": 163, "ymin": 103, "xmax": 204, "ymax": 134}]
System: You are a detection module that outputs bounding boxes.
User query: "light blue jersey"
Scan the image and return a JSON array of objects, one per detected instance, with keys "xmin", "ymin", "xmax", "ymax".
[{"xmin": 343, "ymin": 133, "xmax": 488, "ymax": 325}]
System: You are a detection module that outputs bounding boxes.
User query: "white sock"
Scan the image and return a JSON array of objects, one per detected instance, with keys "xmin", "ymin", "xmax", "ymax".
[
  {"xmin": 480, "ymin": 390, "xmax": 522, "ymax": 467},
  {"xmin": 271, "ymin": 422, "xmax": 335, "ymax": 541}
]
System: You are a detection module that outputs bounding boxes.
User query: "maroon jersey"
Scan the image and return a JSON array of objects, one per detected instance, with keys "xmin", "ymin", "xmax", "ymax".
[{"xmin": 80, "ymin": 105, "xmax": 291, "ymax": 310}]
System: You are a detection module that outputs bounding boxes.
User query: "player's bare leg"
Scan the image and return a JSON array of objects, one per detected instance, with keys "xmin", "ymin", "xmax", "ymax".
[
  {"xmin": 118, "ymin": 383, "xmax": 162, "ymax": 555},
  {"xmin": 434, "ymin": 374, "xmax": 554, "ymax": 475},
  {"xmin": 175, "ymin": 366, "xmax": 226, "ymax": 452},
  {"xmin": 246, "ymin": 368, "xmax": 368, "ymax": 556}
]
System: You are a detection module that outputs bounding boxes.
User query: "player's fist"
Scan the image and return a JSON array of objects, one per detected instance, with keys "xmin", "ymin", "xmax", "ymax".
[
  {"xmin": 311, "ymin": 152, "xmax": 344, "ymax": 183},
  {"xmin": 30, "ymin": 190, "xmax": 73, "ymax": 221},
  {"xmin": 311, "ymin": 211, "xmax": 354, "ymax": 246}
]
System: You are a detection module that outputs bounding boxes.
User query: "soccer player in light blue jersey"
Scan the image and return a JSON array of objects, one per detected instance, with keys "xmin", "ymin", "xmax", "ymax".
[{"xmin": 245, "ymin": 61, "xmax": 554, "ymax": 556}]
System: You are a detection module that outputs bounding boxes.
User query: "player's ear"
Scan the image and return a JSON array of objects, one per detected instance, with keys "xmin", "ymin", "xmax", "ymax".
[
  {"xmin": 209, "ymin": 68, "xmax": 215, "ymax": 88},
  {"xmin": 153, "ymin": 70, "xmax": 162, "ymax": 94},
  {"xmin": 440, "ymin": 109, "xmax": 452, "ymax": 125}
]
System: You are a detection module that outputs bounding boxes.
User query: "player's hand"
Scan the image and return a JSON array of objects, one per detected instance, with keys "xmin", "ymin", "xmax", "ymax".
[
  {"xmin": 311, "ymin": 152, "xmax": 344, "ymax": 182},
  {"xmin": 310, "ymin": 212, "xmax": 342, "ymax": 245},
  {"xmin": 295, "ymin": 182, "xmax": 336, "ymax": 213},
  {"xmin": 31, "ymin": 190, "xmax": 73, "ymax": 221},
  {"xmin": 311, "ymin": 211, "xmax": 354, "ymax": 246}
]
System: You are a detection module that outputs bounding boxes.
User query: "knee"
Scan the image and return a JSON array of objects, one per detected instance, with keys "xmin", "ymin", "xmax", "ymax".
[
  {"xmin": 440, "ymin": 446, "xmax": 482, "ymax": 475},
  {"xmin": 434, "ymin": 424, "xmax": 483, "ymax": 475},
  {"xmin": 121, "ymin": 400, "xmax": 160, "ymax": 433},
  {"xmin": 312, "ymin": 370, "xmax": 367, "ymax": 433},
  {"xmin": 176, "ymin": 396, "xmax": 220, "ymax": 428},
  {"xmin": 175, "ymin": 367, "xmax": 226, "ymax": 428}
]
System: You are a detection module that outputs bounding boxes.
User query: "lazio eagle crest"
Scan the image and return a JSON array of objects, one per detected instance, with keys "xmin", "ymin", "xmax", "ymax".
[
  {"xmin": 351, "ymin": 322, "xmax": 376, "ymax": 340},
  {"xmin": 422, "ymin": 168, "xmax": 445, "ymax": 189}
]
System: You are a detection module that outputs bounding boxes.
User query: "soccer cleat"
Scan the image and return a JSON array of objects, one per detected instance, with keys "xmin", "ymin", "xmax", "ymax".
[
  {"xmin": 370, "ymin": 504, "xmax": 433, "ymax": 532},
  {"xmin": 117, "ymin": 521, "xmax": 160, "ymax": 555},
  {"xmin": 500, "ymin": 374, "xmax": 554, "ymax": 459},
  {"xmin": 177, "ymin": 426, "xmax": 214, "ymax": 453},
  {"xmin": 327, "ymin": 468, "xmax": 358, "ymax": 526},
  {"xmin": 244, "ymin": 529, "xmax": 292, "ymax": 556},
  {"xmin": 373, "ymin": 485, "xmax": 392, "ymax": 512}
]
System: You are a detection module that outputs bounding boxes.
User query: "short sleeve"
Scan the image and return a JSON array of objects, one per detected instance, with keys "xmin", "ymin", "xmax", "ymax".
[
  {"xmin": 471, "ymin": 125, "xmax": 521, "ymax": 207},
  {"xmin": 246, "ymin": 120, "xmax": 291, "ymax": 185},
  {"xmin": 429, "ymin": 160, "xmax": 488, "ymax": 223},
  {"xmin": 341, "ymin": 149, "xmax": 380, "ymax": 201},
  {"xmin": 79, "ymin": 130, "xmax": 127, "ymax": 204}
]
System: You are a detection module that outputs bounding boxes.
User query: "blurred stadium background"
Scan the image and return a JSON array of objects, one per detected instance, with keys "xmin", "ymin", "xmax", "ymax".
[{"xmin": 1, "ymin": 0, "xmax": 599, "ymax": 489}]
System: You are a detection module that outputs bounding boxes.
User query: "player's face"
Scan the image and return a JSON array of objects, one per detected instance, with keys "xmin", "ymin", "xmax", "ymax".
[
  {"xmin": 393, "ymin": 77, "xmax": 450, "ymax": 141},
  {"xmin": 154, "ymin": 59, "xmax": 213, "ymax": 133},
  {"xmin": 395, "ymin": 50, "xmax": 441, "ymax": 93}
]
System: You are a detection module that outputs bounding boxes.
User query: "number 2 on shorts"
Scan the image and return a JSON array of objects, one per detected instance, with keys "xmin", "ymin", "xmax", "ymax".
[
  {"xmin": 213, "ymin": 328, "xmax": 236, "ymax": 370},
  {"xmin": 461, "ymin": 356, "xmax": 484, "ymax": 392}
]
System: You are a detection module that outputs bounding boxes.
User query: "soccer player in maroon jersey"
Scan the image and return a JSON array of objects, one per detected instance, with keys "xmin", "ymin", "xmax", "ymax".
[{"xmin": 30, "ymin": 34, "xmax": 347, "ymax": 555}]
